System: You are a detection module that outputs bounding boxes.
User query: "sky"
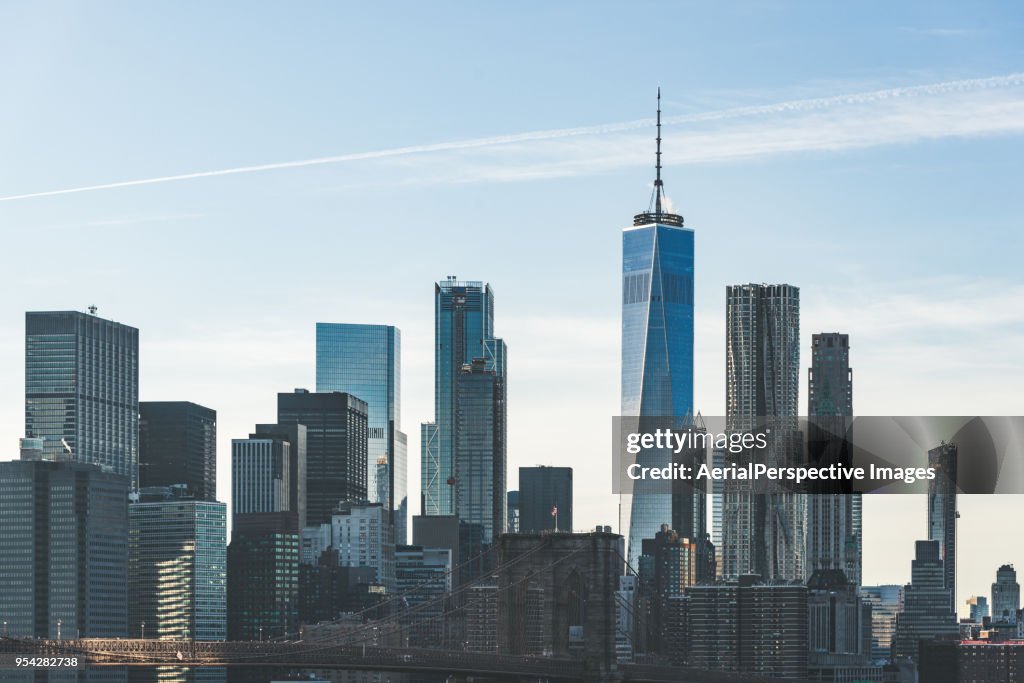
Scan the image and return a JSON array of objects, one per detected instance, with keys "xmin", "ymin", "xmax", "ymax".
[{"xmin": 1, "ymin": 1, "xmax": 1023, "ymax": 617}]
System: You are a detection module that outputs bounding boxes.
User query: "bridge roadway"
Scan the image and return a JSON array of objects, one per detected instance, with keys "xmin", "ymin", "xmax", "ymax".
[{"xmin": 0, "ymin": 638, "xmax": 796, "ymax": 683}]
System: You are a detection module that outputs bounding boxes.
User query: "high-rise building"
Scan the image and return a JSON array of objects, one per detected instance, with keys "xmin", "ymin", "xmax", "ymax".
[
  {"xmin": 228, "ymin": 425, "xmax": 304, "ymax": 641},
  {"xmin": 807, "ymin": 570, "xmax": 876, "ymax": 681},
  {"xmin": 396, "ymin": 545, "xmax": 452, "ymax": 647},
  {"xmin": 422, "ymin": 278, "xmax": 499, "ymax": 518},
  {"xmin": 807, "ymin": 333, "xmax": 861, "ymax": 587},
  {"xmin": 139, "ymin": 401, "xmax": 217, "ymax": 501},
  {"xmin": 861, "ymin": 584, "xmax": 903, "ymax": 662},
  {"xmin": 252, "ymin": 423, "xmax": 307, "ymax": 530},
  {"xmin": 128, "ymin": 486, "xmax": 227, "ymax": 640},
  {"xmin": 893, "ymin": 540, "xmax": 958, "ymax": 661},
  {"xmin": 640, "ymin": 525, "xmax": 700, "ymax": 654},
  {"xmin": 454, "ymin": 356, "xmax": 507, "ymax": 544},
  {"xmin": 722, "ymin": 283, "xmax": 802, "ymax": 581},
  {"xmin": 621, "ymin": 93, "xmax": 695, "ymax": 570},
  {"xmin": 0, "ymin": 460, "xmax": 129, "ymax": 638},
  {"xmin": 928, "ymin": 442, "xmax": 958, "ymax": 614},
  {"xmin": 518, "ymin": 466, "xmax": 572, "ymax": 533},
  {"xmin": 25, "ymin": 310, "xmax": 139, "ymax": 489},
  {"xmin": 316, "ymin": 323, "xmax": 408, "ymax": 544},
  {"xmin": 709, "ymin": 447, "xmax": 726, "ymax": 578},
  {"xmin": 277, "ymin": 389, "xmax": 369, "ymax": 525},
  {"xmin": 967, "ymin": 595, "xmax": 990, "ymax": 623},
  {"xmin": 992, "ymin": 565, "xmax": 1020, "ymax": 624}
]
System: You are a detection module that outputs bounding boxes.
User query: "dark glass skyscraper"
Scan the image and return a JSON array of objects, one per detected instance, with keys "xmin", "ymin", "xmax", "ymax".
[
  {"xmin": 139, "ymin": 401, "xmax": 217, "ymax": 500},
  {"xmin": 277, "ymin": 390, "xmax": 368, "ymax": 525},
  {"xmin": 422, "ymin": 279, "xmax": 502, "ymax": 518},
  {"xmin": 622, "ymin": 94, "xmax": 695, "ymax": 569},
  {"xmin": 25, "ymin": 310, "xmax": 139, "ymax": 489},
  {"xmin": 0, "ymin": 460, "xmax": 129, "ymax": 638},
  {"xmin": 316, "ymin": 323, "xmax": 408, "ymax": 544},
  {"xmin": 519, "ymin": 466, "xmax": 572, "ymax": 533},
  {"xmin": 454, "ymin": 356, "xmax": 507, "ymax": 543},
  {"xmin": 928, "ymin": 442, "xmax": 958, "ymax": 613}
]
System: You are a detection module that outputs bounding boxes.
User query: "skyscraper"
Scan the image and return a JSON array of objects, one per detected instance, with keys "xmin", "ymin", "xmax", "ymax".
[
  {"xmin": 928, "ymin": 442, "xmax": 958, "ymax": 614},
  {"xmin": 454, "ymin": 356, "xmax": 507, "ymax": 544},
  {"xmin": 422, "ymin": 278, "xmax": 501, "ymax": 518},
  {"xmin": 518, "ymin": 466, "xmax": 572, "ymax": 533},
  {"xmin": 277, "ymin": 389, "xmax": 369, "ymax": 525},
  {"xmin": 0, "ymin": 460, "xmax": 129, "ymax": 638},
  {"xmin": 722, "ymin": 283, "xmax": 801, "ymax": 581},
  {"xmin": 992, "ymin": 564, "xmax": 1020, "ymax": 624},
  {"xmin": 621, "ymin": 92, "xmax": 695, "ymax": 569},
  {"xmin": 893, "ymin": 540, "xmax": 957, "ymax": 660},
  {"xmin": 139, "ymin": 401, "xmax": 217, "ymax": 500},
  {"xmin": 807, "ymin": 332, "xmax": 861, "ymax": 586},
  {"xmin": 25, "ymin": 309, "xmax": 139, "ymax": 489},
  {"xmin": 129, "ymin": 486, "xmax": 227, "ymax": 640},
  {"xmin": 316, "ymin": 323, "xmax": 408, "ymax": 544}
]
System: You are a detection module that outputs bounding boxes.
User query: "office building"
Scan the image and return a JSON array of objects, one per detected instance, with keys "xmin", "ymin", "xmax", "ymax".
[
  {"xmin": 861, "ymin": 584, "xmax": 903, "ymax": 662},
  {"xmin": 422, "ymin": 278, "xmax": 501, "ymax": 518},
  {"xmin": 139, "ymin": 401, "xmax": 217, "ymax": 501},
  {"xmin": 396, "ymin": 545, "xmax": 452, "ymax": 647},
  {"xmin": 454, "ymin": 355, "xmax": 507, "ymax": 544},
  {"xmin": 615, "ymin": 575, "xmax": 639, "ymax": 663},
  {"xmin": 928, "ymin": 442, "xmax": 958, "ymax": 613},
  {"xmin": 519, "ymin": 466, "xmax": 572, "ymax": 533},
  {"xmin": 252, "ymin": 423, "xmax": 307, "ymax": 530},
  {"xmin": 0, "ymin": 460, "xmax": 128, "ymax": 638},
  {"xmin": 967, "ymin": 595, "xmax": 990, "ymax": 622},
  {"xmin": 278, "ymin": 389, "xmax": 369, "ymax": 525},
  {"xmin": 688, "ymin": 576, "xmax": 808, "ymax": 678},
  {"xmin": 298, "ymin": 556, "xmax": 382, "ymax": 624},
  {"xmin": 128, "ymin": 486, "xmax": 227, "ymax": 640},
  {"xmin": 226, "ymin": 513, "xmax": 300, "ymax": 641},
  {"xmin": 640, "ymin": 525, "xmax": 700, "ymax": 654},
  {"xmin": 231, "ymin": 429, "xmax": 300, "ymax": 522},
  {"xmin": 316, "ymin": 323, "xmax": 408, "ymax": 544},
  {"xmin": 807, "ymin": 570, "xmax": 876, "ymax": 681},
  {"xmin": 709, "ymin": 447, "xmax": 725, "ymax": 578},
  {"xmin": 893, "ymin": 540, "xmax": 958, "ymax": 660},
  {"xmin": 807, "ymin": 332, "xmax": 861, "ymax": 587},
  {"xmin": 722, "ymin": 283, "xmax": 802, "ymax": 582},
  {"xmin": 621, "ymin": 95, "xmax": 696, "ymax": 570},
  {"xmin": 25, "ymin": 310, "xmax": 139, "ymax": 489},
  {"xmin": 992, "ymin": 565, "xmax": 1020, "ymax": 624}
]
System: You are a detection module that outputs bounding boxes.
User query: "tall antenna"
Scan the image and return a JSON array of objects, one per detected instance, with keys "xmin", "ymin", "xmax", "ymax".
[{"xmin": 655, "ymin": 87, "xmax": 663, "ymax": 214}]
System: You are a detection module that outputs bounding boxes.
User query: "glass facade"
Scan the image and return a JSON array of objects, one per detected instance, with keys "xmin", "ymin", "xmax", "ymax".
[
  {"xmin": 0, "ymin": 460, "xmax": 129, "ymax": 638},
  {"xmin": 25, "ymin": 310, "xmax": 139, "ymax": 489},
  {"xmin": 128, "ymin": 491, "xmax": 227, "ymax": 640},
  {"xmin": 277, "ymin": 390, "xmax": 368, "ymax": 526},
  {"xmin": 426, "ymin": 280, "xmax": 495, "ymax": 518},
  {"xmin": 139, "ymin": 401, "xmax": 217, "ymax": 501},
  {"xmin": 316, "ymin": 323, "xmax": 407, "ymax": 544},
  {"xmin": 621, "ymin": 222, "xmax": 694, "ymax": 569},
  {"xmin": 518, "ymin": 466, "xmax": 572, "ymax": 533}
]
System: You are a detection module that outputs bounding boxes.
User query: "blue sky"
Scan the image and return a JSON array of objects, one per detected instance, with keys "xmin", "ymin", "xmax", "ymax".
[{"xmin": 2, "ymin": 1, "xmax": 1023, "ymax": 616}]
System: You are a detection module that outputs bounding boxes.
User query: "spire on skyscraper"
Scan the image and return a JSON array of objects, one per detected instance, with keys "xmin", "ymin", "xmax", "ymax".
[{"xmin": 635, "ymin": 88, "xmax": 684, "ymax": 227}]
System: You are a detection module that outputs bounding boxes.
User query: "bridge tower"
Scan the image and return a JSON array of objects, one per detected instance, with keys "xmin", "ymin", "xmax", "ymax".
[{"xmin": 496, "ymin": 529, "xmax": 624, "ymax": 681}]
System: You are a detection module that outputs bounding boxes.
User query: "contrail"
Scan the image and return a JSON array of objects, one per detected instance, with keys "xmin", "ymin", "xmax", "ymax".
[{"xmin": 2, "ymin": 72, "xmax": 1021, "ymax": 203}]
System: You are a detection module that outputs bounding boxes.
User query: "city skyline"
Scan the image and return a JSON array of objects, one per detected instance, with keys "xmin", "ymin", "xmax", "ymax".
[{"xmin": 1, "ymin": 2, "xmax": 1023, "ymax": 620}]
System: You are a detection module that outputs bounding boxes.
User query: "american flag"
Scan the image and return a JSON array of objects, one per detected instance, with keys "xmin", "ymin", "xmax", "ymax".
[{"xmin": 551, "ymin": 505, "xmax": 558, "ymax": 517}]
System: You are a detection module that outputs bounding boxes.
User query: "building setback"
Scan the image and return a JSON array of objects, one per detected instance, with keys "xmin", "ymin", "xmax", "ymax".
[
  {"xmin": 139, "ymin": 401, "xmax": 217, "ymax": 501},
  {"xmin": 893, "ymin": 540, "xmax": 958, "ymax": 661},
  {"xmin": 0, "ymin": 460, "xmax": 129, "ymax": 638}
]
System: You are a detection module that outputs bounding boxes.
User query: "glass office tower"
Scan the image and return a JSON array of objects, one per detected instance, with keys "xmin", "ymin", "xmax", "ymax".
[
  {"xmin": 423, "ymin": 279, "xmax": 496, "ymax": 518},
  {"xmin": 25, "ymin": 310, "xmax": 139, "ymax": 489},
  {"xmin": 621, "ymin": 97, "xmax": 695, "ymax": 569},
  {"xmin": 129, "ymin": 487, "xmax": 227, "ymax": 641},
  {"xmin": 139, "ymin": 401, "xmax": 217, "ymax": 501},
  {"xmin": 316, "ymin": 323, "xmax": 408, "ymax": 544}
]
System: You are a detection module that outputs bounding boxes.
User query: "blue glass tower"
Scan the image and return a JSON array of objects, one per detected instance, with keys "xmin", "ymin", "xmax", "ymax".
[
  {"xmin": 622, "ymin": 91, "xmax": 695, "ymax": 569},
  {"xmin": 422, "ymin": 279, "xmax": 497, "ymax": 518},
  {"xmin": 316, "ymin": 323, "xmax": 406, "ymax": 543}
]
